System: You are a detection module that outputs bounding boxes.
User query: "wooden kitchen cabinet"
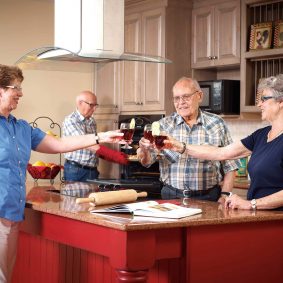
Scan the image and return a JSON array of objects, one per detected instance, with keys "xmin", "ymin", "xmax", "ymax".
[
  {"xmin": 93, "ymin": 62, "xmax": 120, "ymax": 114},
  {"xmin": 192, "ymin": 0, "xmax": 240, "ymax": 69},
  {"xmin": 93, "ymin": 113, "xmax": 120, "ymax": 179},
  {"xmin": 241, "ymin": 0, "xmax": 283, "ymax": 113},
  {"xmin": 93, "ymin": 0, "xmax": 192, "ymax": 116},
  {"xmin": 120, "ymin": 0, "xmax": 192, "ymax": 115},
  {"xmin": 120, "ymin": 7, "xmax": 165, "ymax": 112}
]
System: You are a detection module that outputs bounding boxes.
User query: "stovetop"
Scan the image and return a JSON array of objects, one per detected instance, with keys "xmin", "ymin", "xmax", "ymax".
[
  {"xmin": 87, "ymin": 178, "xmax": 162, "ymax": 196},
  {"xmin": 48, "ymin": 179, "xmax": 162, "ymax": 198}
]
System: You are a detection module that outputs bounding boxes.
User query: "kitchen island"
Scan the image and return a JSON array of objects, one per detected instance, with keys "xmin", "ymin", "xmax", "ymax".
[{"xmin": 12, "ymin": 181, "xmax": 283, "ymax": 283}]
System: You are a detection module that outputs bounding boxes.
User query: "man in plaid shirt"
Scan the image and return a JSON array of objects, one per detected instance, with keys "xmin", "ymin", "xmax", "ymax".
[
  {"xmin": 63, "ymin": 90, "xmax": 100, "ymax": 181},
  {"xmin": 137, "ymin": 77, "xmax": 240, "ymax": 201}
]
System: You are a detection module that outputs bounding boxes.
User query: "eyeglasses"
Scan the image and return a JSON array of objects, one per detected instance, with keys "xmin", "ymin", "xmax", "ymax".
[
  {"xmin": 258, "ymin": 96, "xmax": 274, "ymax": 103},
  {"xmin": 5, "ymin": 85, "xmax": 23, "ymax": 92},
  {"xmin": 173, "ymin": 90, "xmax": 198, "ymax": 103},
  {"xmin": 81, "ymin": 100, "xmax": 99, "ymax": 108}
]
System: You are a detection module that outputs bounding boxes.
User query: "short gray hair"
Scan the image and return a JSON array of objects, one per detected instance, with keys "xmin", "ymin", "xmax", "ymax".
[
  {"xmin": 173, "ymin": 77, "xmax": 202, "ymax": 92},
  {"xmin": 258, "ymin": 74, "xmax": 283, "ymax": 101}
]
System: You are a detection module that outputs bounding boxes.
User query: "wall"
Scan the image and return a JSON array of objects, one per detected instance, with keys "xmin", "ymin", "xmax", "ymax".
[
  {"xmin": 0, "ymin": 0, "xmax": 93, "ymax": 181},
  {"xmin": 225, "ymin": 118, "xmax": 268, "ymax": 142}
]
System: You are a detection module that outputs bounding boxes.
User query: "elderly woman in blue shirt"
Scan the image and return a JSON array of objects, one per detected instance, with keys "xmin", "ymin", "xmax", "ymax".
[{"xmin": 0, "ymin": 64, "xmax": 123, "ymax": 283}]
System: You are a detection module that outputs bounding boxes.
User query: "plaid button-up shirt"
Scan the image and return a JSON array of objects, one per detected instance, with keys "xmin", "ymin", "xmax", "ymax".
[
  {"xmin": 149, "ymin": 111, "xmax": 239, "ymax": 191},
  {"xmin": 62, "ymin": 110, "xmax": 98, "ymax": 167}
]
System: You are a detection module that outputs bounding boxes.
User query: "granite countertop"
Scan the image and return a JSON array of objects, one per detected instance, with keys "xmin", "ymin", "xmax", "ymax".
[{"xmin": 25, "ymin": 181, "xmax": 283, "ymax": 231}]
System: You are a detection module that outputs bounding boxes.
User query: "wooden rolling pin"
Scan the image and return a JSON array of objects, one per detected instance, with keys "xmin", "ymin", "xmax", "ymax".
[{"xmin": 75, "ymin": 189, "xmax": 147, "ymax": 206}]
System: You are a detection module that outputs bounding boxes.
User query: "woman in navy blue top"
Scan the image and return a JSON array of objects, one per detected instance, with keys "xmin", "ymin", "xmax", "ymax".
[
  {"xmin": 0, "ymin": 64, "xmax": 123, "ymax": 283},
  {"xmin": 167, "ymin": 74, "xmax": 283, "ymax": 211}
]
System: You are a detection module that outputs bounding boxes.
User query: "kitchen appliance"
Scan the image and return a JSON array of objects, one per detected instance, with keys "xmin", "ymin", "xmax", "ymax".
[
  {"xmin": 87, "ymin": 179, "xmax": 162, "ymax": 197},
  {"xmin": 118, "ymin": 114, "xmax": 164, "ymax": 180},
  {"xmin": 49, "ymin": 179, "xmax": 162, "ymax": 199},
  {"xmin": 86, "ymin": 114, "xmax": 164, "ymax": 197},
  {"xmin": 16, "ymin": 0, "xmax": 170, "ymax": 68},
  {"xmin": 198, "ymin": 80, "xmax": 240, "ymax": 115}
]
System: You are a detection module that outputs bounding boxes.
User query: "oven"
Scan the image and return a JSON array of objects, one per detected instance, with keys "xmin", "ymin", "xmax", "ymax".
[
  {"xmin": 118, "ymin": 114, "xmax": 164, "ymax": 180},
  {"xmin": 87, "ymin": 114, "xmax": 164, "ymax": 197}
]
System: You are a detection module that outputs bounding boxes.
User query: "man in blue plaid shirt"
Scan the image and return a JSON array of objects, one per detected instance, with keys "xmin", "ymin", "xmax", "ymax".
[
  {"xmin": 137, "ymin": 77, "xmax": 240, "ymax": 201},
  {"xmin": 63, "ymin": 90, "xmax": 100, "ymax": 181}
]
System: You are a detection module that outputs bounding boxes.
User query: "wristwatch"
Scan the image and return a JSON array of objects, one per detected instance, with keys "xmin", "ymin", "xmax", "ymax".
[
  {"xmin": 221, "ymin": 192, "xmax": 233, "ymax": 197},
  {"xmin": 251, "ymin": 199, "xmax": 257, "ymax": 210}
]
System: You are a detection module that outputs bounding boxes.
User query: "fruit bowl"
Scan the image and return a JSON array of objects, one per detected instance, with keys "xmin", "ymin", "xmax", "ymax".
[{"xmin": 27, "ymin": 163, "xmax": 62, "ymax": 180}]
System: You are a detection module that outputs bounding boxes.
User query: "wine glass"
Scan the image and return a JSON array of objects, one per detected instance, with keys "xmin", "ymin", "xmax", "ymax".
[
  {"xmin": 120, "ymin": 123, "xmax": 135, "ymax": 149},
  {"xmin": 153, "ymin": 131, "xmax": 167, "ymax": 158},
  {"xmin": 143, "ymin": 124, "xmax": 154, "ymax": 143}
]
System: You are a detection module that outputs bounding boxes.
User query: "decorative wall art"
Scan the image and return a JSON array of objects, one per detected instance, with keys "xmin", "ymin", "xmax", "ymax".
[
  {"xmin": 249, "ymin": 22, "xmax": 273, "ymax": 50},
  {"xmin": 274, "ymin": 20, "xmax": 283, "ymax": 48}
]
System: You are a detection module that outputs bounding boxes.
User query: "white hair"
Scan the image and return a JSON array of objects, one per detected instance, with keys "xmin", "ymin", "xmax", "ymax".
[{"xmin": 258, "ymin": 74, "xmax": 283, "ymax": 101}]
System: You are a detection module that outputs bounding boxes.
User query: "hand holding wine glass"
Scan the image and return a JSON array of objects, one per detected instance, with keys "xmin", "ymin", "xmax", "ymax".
[
  {"xmin": 152, "ymin": 121, "xmax": 167, "ymax": 155},
  {"xmin": 143, "ymin": 124, "xmax": 154, "ymax": 143},
  {"xmin": 120, "ymin": 119, "xmax": 135, "ymax": 149}
]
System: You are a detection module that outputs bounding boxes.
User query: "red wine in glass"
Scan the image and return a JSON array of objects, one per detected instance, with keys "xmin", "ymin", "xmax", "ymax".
[
  {"xmin": 154, "ymin": 135, "xmax": 167, "ymax": 150},
  {"xmin": 121, "ymin": 128, "xmax": 134, "ymax": 142},
  {"xmin": 144, "ymin": 124, "xmax": 154, "ymax": 143},
  {"xmin": 144, "ymin": 130, "xmax": 154, "ymax": 143},
  {"xmin": 120, "ymin": 123, "xmax": 135, "ymax": 149}
]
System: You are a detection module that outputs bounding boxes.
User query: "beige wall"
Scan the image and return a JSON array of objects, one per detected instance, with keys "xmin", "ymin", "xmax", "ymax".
[{"xmin": 0, "ymin": 0, "xmax": 94, "ymax": 181}]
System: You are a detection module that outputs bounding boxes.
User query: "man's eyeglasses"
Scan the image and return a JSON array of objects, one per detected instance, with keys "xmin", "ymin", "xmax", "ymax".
[
  {"xmin": 173, "ymin": 90, "xmax": 198, "ymax": 103},
  {"xmin": 5, "ymin": 85, "xmax": 23, "ymax": 92},
  {"xmin": 81, "ymin": 100, "xmax": 99, "ymax": 108}
]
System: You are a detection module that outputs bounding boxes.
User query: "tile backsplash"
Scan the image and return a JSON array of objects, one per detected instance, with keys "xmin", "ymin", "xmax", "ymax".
[{"xmin": 225, "ymin": 119, "xmax": 268, "ymax": 142}]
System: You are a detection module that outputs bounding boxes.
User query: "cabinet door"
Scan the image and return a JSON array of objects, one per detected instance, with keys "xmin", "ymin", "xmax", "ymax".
[
  {"xmin": 121, "ymin": 8, "xmax": 165, "ymax": 113},
  {"xmin": 192, "ymin": 6, "xmax": 214, "ymax": 68},
  {"xmin": 141, "ymin": 8, "xmax": 165, "ymax": 111},
  {"xmin": 214, "ymin": 0, "xmax": 240, "ymax": 66},
  {"xmin": 93, "ymin": 63, "xmax": 120, "ymax": 114},
  {"xmin": 121, "ymin": 13, "xmax": 142, "ymax": 111},
  {"xmin": 94, "ymin": 114, "xmax": 120, "ymax": 179}
]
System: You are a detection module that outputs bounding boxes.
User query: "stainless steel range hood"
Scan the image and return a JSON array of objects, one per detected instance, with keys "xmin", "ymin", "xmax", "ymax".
[{"xmin": 16, "ymin": 0, "xmax": 171, "ymax": 71}]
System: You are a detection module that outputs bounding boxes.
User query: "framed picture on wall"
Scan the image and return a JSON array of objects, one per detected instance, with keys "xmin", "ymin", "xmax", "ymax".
[
  {"xmin": 274, "ymin": 20, "xmax": 283, "ymax": 48},
  {"xmin": 249, "ymin": 22, "xmax": 273, "ymax": 50}
]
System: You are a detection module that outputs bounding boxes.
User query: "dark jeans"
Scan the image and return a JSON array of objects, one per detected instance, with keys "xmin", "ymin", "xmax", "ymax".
[
  {"xmin": 161, "ymin": 184, "xmax": 221, "ymax": 201},
  {"xmin": 63, "ymin": 161, "xmax": 99, "ymax": 182}
]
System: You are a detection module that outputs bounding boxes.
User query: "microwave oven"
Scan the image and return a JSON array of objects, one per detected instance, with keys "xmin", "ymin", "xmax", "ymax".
[{"xmin": 198, "ymin": 80, "xmax": 240, "ymax": 115}]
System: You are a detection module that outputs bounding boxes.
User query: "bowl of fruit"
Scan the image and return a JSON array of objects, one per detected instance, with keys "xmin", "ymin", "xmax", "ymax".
[{"xmin": 27, "ymin": 161, "xmax": 62, "ymax": 182}]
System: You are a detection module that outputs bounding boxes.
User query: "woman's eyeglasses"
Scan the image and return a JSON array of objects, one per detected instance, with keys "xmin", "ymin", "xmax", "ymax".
[
  {"xmin": 4, "ymin": 85, "xmax": 23, "ymax": 92},
  {"xmin": 258, "ymin": 96, "xmax": 274, "ymax": 103},
  {"xmin": 81, "ymin": 100, "xmax": 99, "ymax": 108}
]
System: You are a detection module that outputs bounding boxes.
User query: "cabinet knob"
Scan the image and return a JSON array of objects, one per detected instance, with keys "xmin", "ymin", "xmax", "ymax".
[
  {"xmin": 208, "ymin": 56, "xmax": 212, "ymax": 60},
  {"xmin": 212, "ymin": 56, "xmax": 218, "ymax": 59},
  {"xmin": 140, "ymin": 102, "xmax": 143, "ymax": 105}
]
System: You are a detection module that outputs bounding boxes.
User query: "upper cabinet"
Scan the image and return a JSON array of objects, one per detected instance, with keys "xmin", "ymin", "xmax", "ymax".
[
  {"xmin": 241, "ymin": 0, "xmax": 283, "ymax": 113},
  {"xmin": 120, "ymin": 8, "xmax": 165, "ymax": 112},
  {"xmin": 93, "ymin": 63, "xmax": 120, "ymax": 114},
  {"xmin": 93, "ymin": 0, "xmax": 192, "ymax": 115},
  {"xmin": 192, "ymin": 0, "xmax": 240, "ymax": 69},
  {"xmin": 120, "ymin": 0, "xmax": 192, "ymax": 115}
]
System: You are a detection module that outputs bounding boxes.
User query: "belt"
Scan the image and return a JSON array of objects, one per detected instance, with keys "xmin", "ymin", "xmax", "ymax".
[
  {"xmin": 66, "ymin": 160, "xmax": 97, "ymax": 171},
  {"xmin": 182, "ymin": 188, "xmax": 214, "ymax": 198}
]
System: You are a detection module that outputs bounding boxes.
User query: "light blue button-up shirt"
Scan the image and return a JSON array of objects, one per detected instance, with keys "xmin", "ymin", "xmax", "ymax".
[{"xmin": 0, "ymin": 114, "xmax": 45, "ymax": 221}]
